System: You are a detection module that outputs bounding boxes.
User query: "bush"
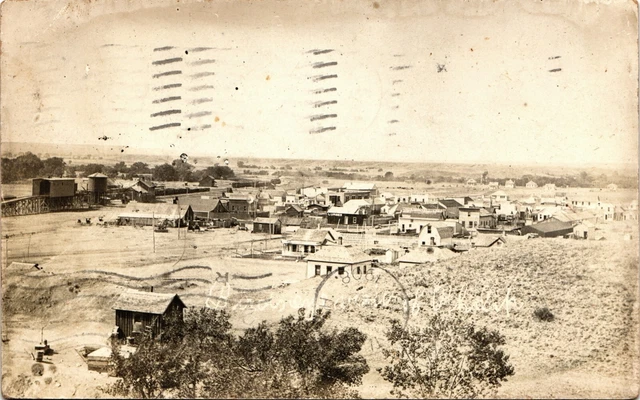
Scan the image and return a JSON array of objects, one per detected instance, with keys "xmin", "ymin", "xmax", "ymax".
[
  {"xmin": 44, "ymin": 377, "xmax": 52, "ymax": 385},
  {"xmin": 31, "ymin": 363, "xmax": 44, "ymax": 376},
  {"xmin": 534, "ymin": 307, "xmax": 555, "ymax": 322}
]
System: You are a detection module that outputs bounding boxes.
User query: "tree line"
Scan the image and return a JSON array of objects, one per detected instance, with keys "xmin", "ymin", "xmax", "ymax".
[
  {"xmin": 105, "ymin": 308, "xmax": 514, "ymax": 399},
  {"xmin": 1, "ymin": 152, "xmax": 235, "ymax": 183}
]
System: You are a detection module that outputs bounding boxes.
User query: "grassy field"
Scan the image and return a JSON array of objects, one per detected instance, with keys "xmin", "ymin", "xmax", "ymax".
[{"xmin": 1, "ymin": 205, "xmax": 638, "ymax": 398}]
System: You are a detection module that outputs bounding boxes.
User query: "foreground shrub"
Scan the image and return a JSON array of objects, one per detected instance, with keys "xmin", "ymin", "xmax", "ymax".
[
  {"xmin": 379, "ymin": 313, "xmax": 515, "ymax": 398},
  {"xmin": 533, "ymin": 307, "xmax": 555, "ymax": 322}
]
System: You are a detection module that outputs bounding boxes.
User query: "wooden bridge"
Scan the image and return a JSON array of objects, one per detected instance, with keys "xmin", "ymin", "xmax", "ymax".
[{"xmin": 1, "ymin": 194, "xmax": 92, "ymax": 217}]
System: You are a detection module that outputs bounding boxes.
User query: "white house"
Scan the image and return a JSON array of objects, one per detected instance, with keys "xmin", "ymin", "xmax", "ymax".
[
  {"xmin": 543, "ymin": 183, "xmax": 556, "ymax": 192},
  {"xmin": 281, "ymin": 228, "xmax": 341, "ymax": 257},
  {"xmin": 305, "ymin": 246, "xmax": 373, "ymax": 279},
  {"xmin": 526, "ymin": 181, "xmax": 538, "ymax": 189},
  {"xmin": 504, "ymin": 180, "xmax": 515, "ymax": 189},
  {"xmin": 418, "ymin": 225, "xmax": 454, "ymax": 247},
  {"xmin": 466, "ymin": 178, "xmax": 477, "ymax": 186},
  {"xmin": 606, "ymin": 183, "xmax": 618, "ymax": 191},
  {"xmin": 490, "ymin": 190, "xmax": 509, "ymax": 203}
]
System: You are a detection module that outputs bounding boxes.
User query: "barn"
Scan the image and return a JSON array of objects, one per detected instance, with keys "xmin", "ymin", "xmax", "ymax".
[{"xmin": 112, "ymin": 290, "xmax": 186, "ymax": 341}]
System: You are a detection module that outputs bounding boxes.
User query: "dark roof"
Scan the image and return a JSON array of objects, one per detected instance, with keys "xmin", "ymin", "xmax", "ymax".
[
  {"xmin": 524, "ymin": 220, "xmax": 574, "ymax": 233},
  {"xmin": 180, "ymin": 197, "xmax": 225, "ymax": 213},
  {"xmin": 112, "ymin": 290, "xmax": 186, "ymax": 314},
  {"xmin": 439, "ymin": 199, "xmax": 463, "ymax": 208},
  {"xmin": 286, "ymin": 204, "xmax": 304, "ymax": 213}
]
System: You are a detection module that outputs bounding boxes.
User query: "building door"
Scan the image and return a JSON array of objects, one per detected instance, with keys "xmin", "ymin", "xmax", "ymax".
[
  {"xmin": 315, "ymin": 265, "xmax": 321, "ymax": 276},
  {"xmin": 583, "ymin": 232, "xmax": 588, "ymax": 239}
]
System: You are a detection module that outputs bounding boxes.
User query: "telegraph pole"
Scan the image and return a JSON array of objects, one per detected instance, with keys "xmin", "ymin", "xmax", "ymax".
[{"xmin": 152, "ymin": 212, "xmax": 156, "ymax": 253}]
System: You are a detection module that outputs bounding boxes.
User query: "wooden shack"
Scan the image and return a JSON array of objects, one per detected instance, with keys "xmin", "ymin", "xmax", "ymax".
[{"xmin": 112, "ymin": 290, "xmax": 186, "ymax": 340}]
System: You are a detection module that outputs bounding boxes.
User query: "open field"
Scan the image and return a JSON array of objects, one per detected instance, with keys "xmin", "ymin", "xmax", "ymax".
[{"xmin": 2, "ymin": 206, "xmax": 638, "ymax": 398}]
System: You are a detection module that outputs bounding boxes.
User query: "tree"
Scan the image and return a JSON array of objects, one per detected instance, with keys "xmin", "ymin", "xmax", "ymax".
[
  {"xmin": 384, "ymin": 171, "xmax": 394, "ymax": 181},
  {"xmin": 379, "ymin": 314, "xmax": 514, "ymax": 399},
  {"xmin": 82, "ymin": 163, "xmax": 106, "ymax": 176},
  {"xmin": 482, "ymin": 171, "xmax": 489, "ymax": 184},
  {"xmin": 171, "ymin": 158, "xmax": 195, "ymax": 182},
  {"xmin": 203, "ymin": 165, "xmax": 235, "ymax": 180},
  {"xmin": 40, "ymin": 157, "xmax": 66, "ymax": 178},
  {"xmin": 237, "ymin": 160, "xmax": 245, "ymax": 168},
  {"xmin": 107, "ymin": 308, "xmax": 369, "ymax": 399},
  {"xmin": 129, "ymin": 162, "xmax": 151, "ymax": 176},
  {"xmin": 153, "ymin": 163, "xmax": 179, "ymax": 181}
]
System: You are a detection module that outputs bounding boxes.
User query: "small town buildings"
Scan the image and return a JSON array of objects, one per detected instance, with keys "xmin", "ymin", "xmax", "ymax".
[
  {"xmin": 112, "ymin": 290, "xmax": 186, "ymax": 340},
  {"xmin": 607, "ymin": 183, "xmax": 618, "ymax": 191},
  {"xmin": 198, "ymin": 175, "xmax": 217, "ymax": 187},
  {"xmin": 466, "ymin": 178, "xmax": 477, "ymax": 186},
  {"xmin": 284, "ymin": 204, "xmax": 305, "ymax": 217},
  {"xmin": 32, "ymin": 177, "xmax": 76, "ymax": 197},
  {"xmin": 504, "ymin": 179, "xmax": 515, "ymax": 189},
  {"xmin": 327, "ymin": 182, "xmax": 377, "ymax": 206},
  {"xmin": 488, "ymin": 182, "xmax": 500, "ymax": 189},
  {"xmin": 326, "ymin": 199, "xmax": 371, "ymax": 225},
  {"xmin": 117, "ymin": 202, "xmax": 194, "ymax": 227},
  {"xmin": 180, "ymin": 197, "xmax": 229, "ymax": 220},
  {"xmin": 534, "ymin": 206, "xmax": 564, "ymax": 222},
  {"xmin": 490, "ymin": 190, "xmax": 509, "ymax": 203},
  {"xmin": 224, "ymin": 193, "xmax": 258, "ymax": 217},
  {"xmin": 573, "ymin": 221, "xmax": 596, "ymax": 240},
  {"xmin": 252, "ymin": 217, "xmax": 282, "ymax": 234},
  {"xmin": 305, "ymin": 246, "xmax": 373, "ymax": 278},
  {"xmin": 398, "ymin": 209, "xmax": 446, "ymax": 234},
  {"xmin": 126, "ymin": 180, "xmax": 157, "ymax": 203},
  {"xmin": 526, "ymin": 181, "xmax": 538, "ymax": 189},
  {"xmin": 418, "ymin": 225, "xmax": 454, "ymax": 247},
  {"xmin": 521, "ymin": 220, "xmax": 574, "ymax": 238},
  {"xmin": 397, "ymin": 247, "xmax": 457, "ymax": 266},
  {"xmin": 459, "ymin": 207, "xmax": 480, "ymax": 230},
  {"xmin": 471, "ymin": 235, "xmax": 506, "ymax": 248},
  {"xmin": 478, "ymin": 208, "xmax": 498, "ymax": 229},
  {"xmin": 281, "ymin": 228, "xmax": 341, "ymax": 258},
  {"xmin": 543, "ymin": 183, "xmax": 556, "ymax": 191},
  {"xmin": 439, "ymin": 199, "xmax": 464, "ymax": 219}
]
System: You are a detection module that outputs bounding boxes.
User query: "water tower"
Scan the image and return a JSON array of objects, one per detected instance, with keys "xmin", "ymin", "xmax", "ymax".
[{"xmin": 87, "ymin": 173, "xmax": 108, "ymax": 204}]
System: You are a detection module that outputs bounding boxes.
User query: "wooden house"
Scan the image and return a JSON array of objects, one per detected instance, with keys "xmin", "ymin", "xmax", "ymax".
[
  {"xmin": 112, "ymin": 290, "xmax": 186, "ymax": 340},
  {"xmin": 281, "ymin": 228, "xmax": 341, "ymax": 257},
  {"xmin": 252, "ymin": 217, "xmax": 282, "ymax": 234},
  {"xmin": 305, "ymin": 245, "xmax": 373, "ymax": 279},
  {"xmin": 198, "ymin": 175, "xmax": 217, "ymax": 187}
]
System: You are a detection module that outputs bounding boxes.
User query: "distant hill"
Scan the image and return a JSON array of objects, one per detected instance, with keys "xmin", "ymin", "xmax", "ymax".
[{"xmin": 1, "ymin": 141, "xmax": 637, "ymax": 179}]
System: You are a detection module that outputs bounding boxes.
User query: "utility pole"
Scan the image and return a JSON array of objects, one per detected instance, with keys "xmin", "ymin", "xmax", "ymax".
[{"xmin": 152, "ymin": 212, "xmax": 156, "ymax": 253}]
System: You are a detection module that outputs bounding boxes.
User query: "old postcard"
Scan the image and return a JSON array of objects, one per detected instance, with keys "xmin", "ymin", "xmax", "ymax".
[{"xmin": 1, "ymin": 0, "xmax": 638, "ymax": 398}]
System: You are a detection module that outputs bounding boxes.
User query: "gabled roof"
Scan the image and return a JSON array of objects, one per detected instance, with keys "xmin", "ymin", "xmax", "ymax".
[
  {"xmin": 436, "ymin": 226, "xmax": 455, "ymax": 239},
  {"xmin": 305, "ymin": 245, "xmax": 372, "ymax": 264},
  {"xmin": 328, "ymin": 199, "xmax": 370, "ymax": 215},
  {"xmin": 180, "ymin": 197, "xmax": 226, "ymax": 213},
  {"xmin": 88, "ymin": 173, "xmax": 108, "ymax": 178},
  {"xmin": 112, "ymin": 290, "xmax": 186, "ymax": 314},
  {"xmin": 472, "ymin": 235, "xmax": 506, "ymax": 247},
  {"xmin": 286, "ymin": 204, "xmax": 304, "ymax": 213},
  {"xmin": 288, "ymin": 228, "xmax": 340, "ymax": 244}
]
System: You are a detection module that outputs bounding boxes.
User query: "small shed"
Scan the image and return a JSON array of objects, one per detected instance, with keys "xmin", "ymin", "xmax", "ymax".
[
  {"xmin": 112, "ymin": 290, "xmax": 186, "ymax": 340},
  {"xmin": 573, "ymin": 221, "xmax": 596, "ymax": 240},
  {"xmin": 521, "ymin": 220, "xmax": 574, "ymax": 238},
  {"xmin": 199, "ymin": 175, "xmax": 217, "ymax": 188},
  {"xmin": 252, "ymin": 217, "xmax": 282, "ymax": 234}
]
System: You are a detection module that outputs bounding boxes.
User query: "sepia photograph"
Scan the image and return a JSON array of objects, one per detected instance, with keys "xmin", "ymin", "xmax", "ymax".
[{"xmin": 0, "ymin": 0, "xmax": 638, "ymax": 398}]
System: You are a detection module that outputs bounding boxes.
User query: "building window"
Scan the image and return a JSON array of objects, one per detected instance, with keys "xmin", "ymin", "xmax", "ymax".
[
  {"xmin": 315, "ymin": 265, "xmax": 321, "ymax": 276},
  {"xmin": 352, "ymin": 217, "xmax": 357, "ymax": 223},
  {"xmin": 356, "ymin": 266, "xmax": 361, "ymax": 274},
  {"xmin": 363, "ymin": 265, "xmax": 367, "ymax": 274},
  {"xmin": 327, "ymin": 266, "xmax": 332, "ymax": 274},
  {"xmin": 427, "ymin": 226, "xmax": 432, "ymax": 233},
  {"xmin": 338, "ymin": 266, "xmax": 345, "ymax": 275}
]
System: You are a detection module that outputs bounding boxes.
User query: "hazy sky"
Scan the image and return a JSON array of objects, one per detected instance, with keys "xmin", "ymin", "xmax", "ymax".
[{"xmin": 1, "ymin": 0, "xmax": 637, "ymax": 165}]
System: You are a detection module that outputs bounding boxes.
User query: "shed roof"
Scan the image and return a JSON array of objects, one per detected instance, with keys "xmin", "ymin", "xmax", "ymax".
[
  {"xmin": 342, "ymin": 182, "xmax": 376, "ymax": 191},
  {"xmin": 253, "ymin": 217, "xmax": 281, "ymax": 224},
  {"xmin": 112, "ymin": 290, "xmax": 186, "ymax": 314},
  {"xmin": 118, "ymin": 202, "xmax": 190, "ymax": 220},
  {"xmin": 87, "ymin": 173, "xmax": 109, "ymax": 178},
  {"xmin": 439, "ymin": 199, "xmax": 463, "ymax": 208},
  {"xmin": 288, "ymin": 228, "xmax": 340, "ymax": 244},
  {"xmin": 436, "ymin": 226, "xmax": 455, "ymax": 239},
  {"xmin": 305, "ymin": 245, "xmax": 372, "ymax": 264},
  {"xmin": 472, "ymin": 235, "xmax": 506, "ymax": 247},
  {"xmin": 526, "ymin": 220, "xmax": 574, "ymax": 233}
]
